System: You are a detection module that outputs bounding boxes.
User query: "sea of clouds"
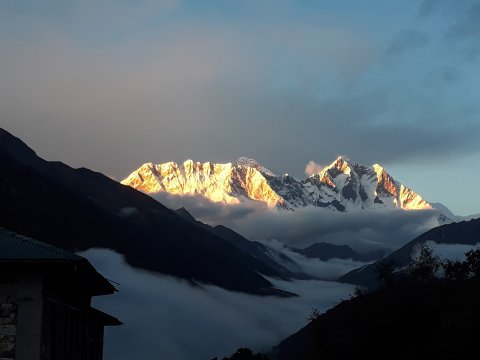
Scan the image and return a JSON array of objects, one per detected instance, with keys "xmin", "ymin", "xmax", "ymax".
[{"xmin": 82, "ymin": 249, "xmax": 356, "ymax": 360}]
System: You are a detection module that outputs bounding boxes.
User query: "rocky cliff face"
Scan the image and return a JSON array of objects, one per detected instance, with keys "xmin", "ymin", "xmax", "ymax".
[
  {"xmin": 121, "ymin": 158, "xmax": 283, "ymax": 207},
  {"xmin": 121, "ymin": 156, "xmax": 433, "ymax": 212}
]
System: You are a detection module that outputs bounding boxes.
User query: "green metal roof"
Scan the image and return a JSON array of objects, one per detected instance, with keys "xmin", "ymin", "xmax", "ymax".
[
  {"xmin": 0, "ymin": 227, "xmax": 82, "ymax": 261},
  {"xmin": 0, "ymin": 227, "xmax": 121, "ymax": 324}
]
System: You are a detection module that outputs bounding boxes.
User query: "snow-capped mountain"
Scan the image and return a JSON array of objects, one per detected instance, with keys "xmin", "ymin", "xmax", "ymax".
[
  {"xmin": 121, "ymin": 158, "xmax": 282, "ymax": 206},
  {"xmin": 121, "ymin": 156, "xmax": 436, "ymax": 213}
]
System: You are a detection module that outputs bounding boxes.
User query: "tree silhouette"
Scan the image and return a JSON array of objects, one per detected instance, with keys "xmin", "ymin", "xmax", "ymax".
[
  {"xmin": 465, "ymin": 249, "xmax": 480, "ymax": 279},
  {"xmin": 307, "ymin": 307, "xmax": 321, "ymax": 322},
  {"xmin": 442, "ymin": 259, "xmax": 469, "ymax": 281},
  {"xmin": 441, "ymin": 249, "xmax": 480, "ymax": 282},
  {"xmin": 408, "ymin": 244, "xmax": 440, "ymax": 281},
  {"xmin": 222, "ymin": 348, "xmax": 268, "ymax": 360},
  {"xmin": 375, "ymin": 260, "xmax": 396, "ymax": 286}
]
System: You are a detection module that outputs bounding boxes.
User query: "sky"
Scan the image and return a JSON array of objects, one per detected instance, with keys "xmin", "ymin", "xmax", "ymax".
[{"xmin": 1, "ymin": 0, "xmax": 480, "ymax": 215}]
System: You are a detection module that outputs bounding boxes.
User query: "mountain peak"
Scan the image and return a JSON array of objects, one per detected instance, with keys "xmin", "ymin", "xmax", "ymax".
[
  {"xmin": 122, "ymin": 155, "xmax": 438, "ymax": 215},
  {"xmin": 176, "ymin": 207, "xmax": 197, "ymax": 223},
  {"xmin": 372, "ymin": 163, "xmax": 385, "ymax": 174},
  {"xmin": 234, "ymin": 157, "xmax": 275, "ymax": 176},
  {"xmin": 322, "ymin": 156, "xmax": 353, "ymax": 175}
]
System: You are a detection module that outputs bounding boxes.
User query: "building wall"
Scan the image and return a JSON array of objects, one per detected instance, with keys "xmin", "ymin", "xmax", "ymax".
[
  {"xmin": 0, "ymin": 269, "xmax": 112, "ymax": 360},
  {"xmin": 0, "ymin": 273, "xmax": 44, "ymax": 360},
  {"xmin": 42, "ymin": 299, "xmax": 107, "ymax": 360},
  {"xmin": 0, "ymin": 302, "xmax": 17, "ymax": 359}
]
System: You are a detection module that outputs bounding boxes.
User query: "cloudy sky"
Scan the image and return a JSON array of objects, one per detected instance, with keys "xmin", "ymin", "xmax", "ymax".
[{"xmin": 1, "ymin": 0, "xmax": 479, "ymax": 215}]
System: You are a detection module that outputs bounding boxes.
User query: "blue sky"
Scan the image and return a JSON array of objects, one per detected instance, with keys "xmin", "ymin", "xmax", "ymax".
[{"xmin": 1, "ymin": 0, "xmax": 480, "ymax": 215}]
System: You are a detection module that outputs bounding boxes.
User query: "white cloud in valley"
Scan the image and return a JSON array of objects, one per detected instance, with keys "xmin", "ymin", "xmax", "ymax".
[
  {"xmin": 82, "ymin": 249, "xmax": 355, "ymax": 360},
  {"xmin": 153, "ymin": 192, "xmax": 442, "ymax": 254},
  {"xmin": 419, "ymin": 241, "xmax": 480, "ymax": 261}
]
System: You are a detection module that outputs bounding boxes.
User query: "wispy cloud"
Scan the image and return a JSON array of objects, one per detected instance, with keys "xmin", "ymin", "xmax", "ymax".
[
  {"xmin": 304, "ymin": 160, "xmax": 325, "ymax": 177},
  {"xmin": 259, "ymin": 238, "xmax": 370, "ymax": 280},
  {"xmin": 386, "ymin": 29, "xmax": 430, "ymax": 56},
  {"xmin": 422, "ymin": 241, "xmax": 480, "ymax": 261},
  {"xmin": 153, "ymin": 192, "xmax": 442, "ymax": 253},
  {"xmin": 1, "ymin": 1, "xmax": 480, "ymax": 214},
  {"xmin": 418, "ymin": 0, "xmax": 480, "ymax": 60}
]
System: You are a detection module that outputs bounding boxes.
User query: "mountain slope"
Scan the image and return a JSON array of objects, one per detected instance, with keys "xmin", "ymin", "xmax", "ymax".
[
  {"xmin": 339, "ymin": 217, "xmax": 480, "ymax": 289},
  {"xmin": 122, "ymin": 156, "xmax": 434, "ymax": 213},
  {"xmin": 175, "ymin": 207, "xmax": 306, "ymax": 280},
  {"xmin": 0, "ymin": 128, "xmax": 290, "ymax": 295},
  {"xmin": 270, "ymin": 279, "xmax": 480, "ymax": 360},
  {"xmin": 431, "ymin": 202, "xmax": 480, "ymax": 222},
  {"xmin": 289, "ymin": 242, "xmax": 384, "ymax": 262},
  {"xmin": 122, "ymin": 158, "xmax": 283, "ymax": 207}
]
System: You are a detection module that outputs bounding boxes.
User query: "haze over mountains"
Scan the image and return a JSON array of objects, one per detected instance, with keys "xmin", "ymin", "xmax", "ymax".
[
  {"xmin": 0, "ymin": 127, "xmax": 437, "ymax": 294},
  {"xmin": 122, "ymin": 156, "xmax": 437, "ymax": 213},
  {"xmin": 0, "ymin": 128, "xmax": 296, "ymax": 295},
  {"xmin": 3, "ymin": 127, "xmax": 480, "ymax": 359},
  {"xmin": 120, "ymin": 152, "xmax": 462, "ymax": 260}
]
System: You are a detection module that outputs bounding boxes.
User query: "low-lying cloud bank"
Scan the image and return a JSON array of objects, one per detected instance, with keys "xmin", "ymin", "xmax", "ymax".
[
  {"xmin": 258, "ymin": 238, "xmax": 370, "ymax": 280},
  {"xmin": 153, "ymin": 192, "xmax": 442, "ymax": 253},
  {"xmin": 420, "ymin": 241, "xmax": 480, "ymax": 261},
  {"xmin": 82, "ymin": 249, "xmax": 354, "ymax": 360}
]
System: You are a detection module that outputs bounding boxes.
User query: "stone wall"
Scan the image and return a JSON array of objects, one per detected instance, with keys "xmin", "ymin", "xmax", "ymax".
[
  {"xmin": 0, "ymin": 302, "xmax": 17, "ymax": 360},
  {"xmin": 0, "ymin": 273, "xmax": 44, "ymax": 360}
]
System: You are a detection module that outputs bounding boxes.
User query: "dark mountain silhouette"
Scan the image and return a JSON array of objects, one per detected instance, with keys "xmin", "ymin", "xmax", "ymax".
[
  {"xmin": 222, "ymin": 248, "xmax": 480, "ymax": 360},
  {"xmin": 212, "ymin": 225, "xmax": 307, "ymax": 278},
  {"xmin": 289, "ymin": 242, "xmax": 384, "ymax": 262},
  {"xmin": 0, "ymin": 128, "xmax": 292, "ymax": 295},
  {"xmin": 339, "ymin": 217, "xmax": 480, "ymax": 289},
  {"xmin": 269, "ymin": 278, "xmax": 480, "ymax": 360},
  {"xmin": 175, "ymin": 207, "xmax": 308, "ymax": 280}
]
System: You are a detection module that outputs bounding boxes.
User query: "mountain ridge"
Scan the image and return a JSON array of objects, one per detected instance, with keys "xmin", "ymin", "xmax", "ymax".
[
  {"xmin": 122, "ymin": 156, "xmax": 437, "ymax": 213},
  {"xmin": 338, "ymin": 217, "xmax": 480, "ymax": 289},
  {"xmin": 0, "ymin": 128, "xmax": 294, "ymax": 295},
  {"xmin": 289, "ymin": 242, "xmax": 385, "ymax": 262},
  {"xmin": 174, "ymin": 207, "xmax": 308, "ymax": 280}
]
